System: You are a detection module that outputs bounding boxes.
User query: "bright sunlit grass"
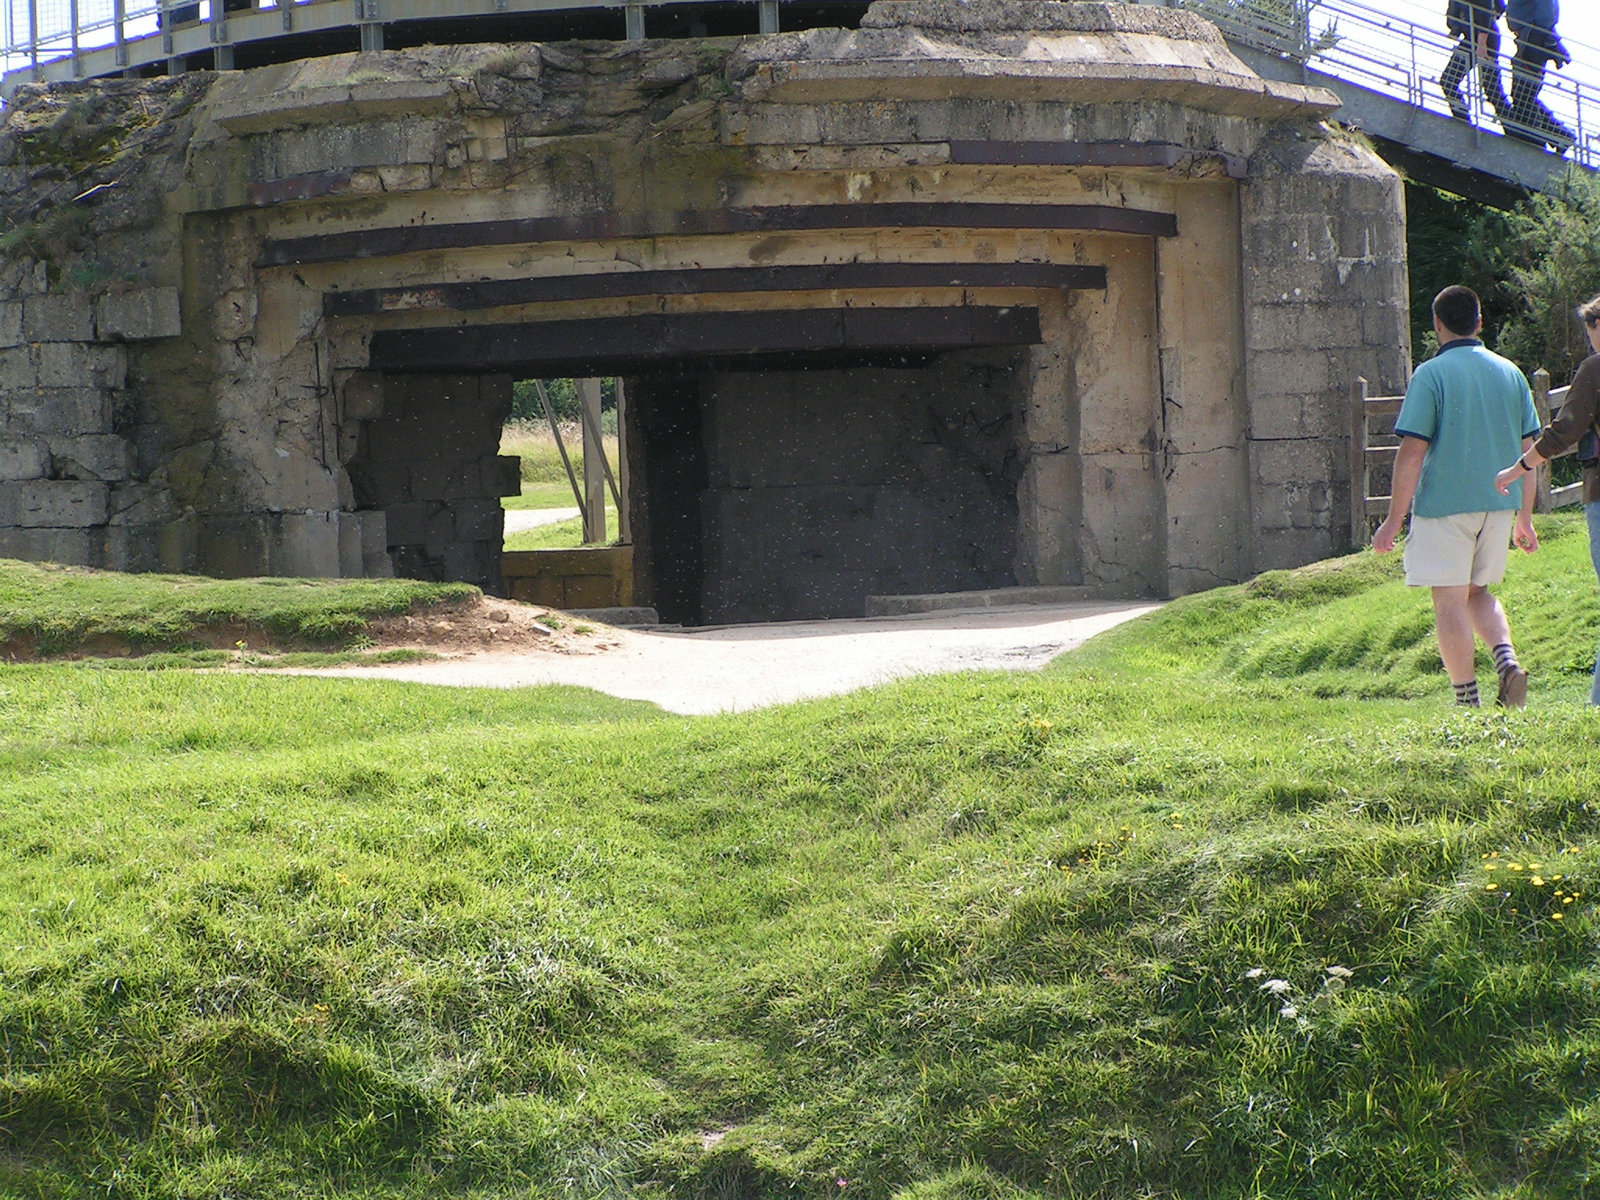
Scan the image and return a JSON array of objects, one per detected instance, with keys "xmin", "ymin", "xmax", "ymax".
[{"xmin": 3, "ymin": 512, "xmax": 1600, "ymax": 1199}]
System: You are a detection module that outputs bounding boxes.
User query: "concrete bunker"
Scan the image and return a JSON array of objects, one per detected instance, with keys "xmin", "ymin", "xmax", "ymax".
[{"xmin": 0, "ymin": 1, "xmax": 1413, "ymax": 621}]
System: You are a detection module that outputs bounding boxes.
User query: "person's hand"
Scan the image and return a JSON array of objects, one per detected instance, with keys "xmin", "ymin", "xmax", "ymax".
[
  {"xmin": 1372, "ymin": 516, "xmax": 1401, "ymax": 554},
  {"xmin": 1514, "ymin": 513, "xmax": 1539, "ymax": 553},
  {"xmin": 1494, "ymin": 463, "xmax": 1522, "ymax": 494}
]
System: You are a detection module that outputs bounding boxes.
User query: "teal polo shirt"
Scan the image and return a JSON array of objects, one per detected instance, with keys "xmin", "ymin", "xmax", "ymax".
[{"xmin": 1394, "ymin": 339, "xmax": 1540, "ymax": 518}]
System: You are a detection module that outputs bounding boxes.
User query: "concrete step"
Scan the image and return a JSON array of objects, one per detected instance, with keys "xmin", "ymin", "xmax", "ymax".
[
  {"xmin": 864, "ymin": 585, "xmax": 1098, "ymax": 617},
  {"xmin": 565, "ymin": 605, "xmax": 661, "ymax": 626}
]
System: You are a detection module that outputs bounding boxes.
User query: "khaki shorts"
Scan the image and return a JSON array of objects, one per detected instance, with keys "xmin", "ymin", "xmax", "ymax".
[{"xmin": 1404, "ymin": 510, "xmax": 1516, "ymax": 587}]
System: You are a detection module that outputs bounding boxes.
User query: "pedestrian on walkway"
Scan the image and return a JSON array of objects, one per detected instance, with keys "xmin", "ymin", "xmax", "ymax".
[
  {"xmin": 1494, "ymin": 293, "xmax": 1600, "ymax": 705},
  {"xmin": 1372, "ymin": 286, "xmax": 1540, "ymax": 708},
  {"xmin": 1441, "ymin": 0, "xmax": 1513, "ymax": 127},
  {"xmin": 1506, "ymin": 0, "xmax": 1574, "ymax": 151}
]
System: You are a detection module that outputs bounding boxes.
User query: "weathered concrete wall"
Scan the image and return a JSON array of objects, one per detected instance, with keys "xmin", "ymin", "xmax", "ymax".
[
  {"xmin": 0, "ymin": 0, "xmax": 1411, "ymax": 618},
  {"xmin": 1241, "ymin": 130, "xmax": 1412, "ymax": 569},
  {"xmin": 696, "ymin": 351, "xmax": 1019, "ymax": 624}
]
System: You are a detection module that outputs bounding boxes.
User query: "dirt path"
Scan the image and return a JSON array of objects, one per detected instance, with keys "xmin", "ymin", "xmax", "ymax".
[{"xmin": 302, "ymin": 600, "xmax": 1161, "ymax": 715}]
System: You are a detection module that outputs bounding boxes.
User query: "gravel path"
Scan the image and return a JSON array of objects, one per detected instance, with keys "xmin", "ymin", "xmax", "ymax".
[
  {"xmin": 503, "ymin": 507, "xmax": 581, "ymax": 533},
  {"xmin": 310, "ymin": 600, "xmax": 1161, "ymax": 714}
]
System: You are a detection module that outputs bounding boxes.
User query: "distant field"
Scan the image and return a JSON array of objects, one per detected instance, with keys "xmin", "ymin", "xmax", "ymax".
[
  {"xmin": 500, "ymin": 422, "xmax": 620, "ymax": 548},
  {"xmin": 3, "ymin": 513, "xmax": 1600, "ymax": 1199}
]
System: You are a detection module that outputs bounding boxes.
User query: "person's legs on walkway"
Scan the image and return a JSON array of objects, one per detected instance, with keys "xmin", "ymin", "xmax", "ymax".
[{"xmin": 1441, "ymin": 37, "xmax": 1472, "ymax": 119}]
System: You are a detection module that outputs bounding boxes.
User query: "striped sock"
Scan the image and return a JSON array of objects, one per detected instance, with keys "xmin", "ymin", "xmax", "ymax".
[
  {"xmin": 1492, "ymin": 643, "xmax": 1520, "ymax": 679},
  {"xmin": 1454, "ymin": 679, "xmax": 1480, "ymax": 707}
]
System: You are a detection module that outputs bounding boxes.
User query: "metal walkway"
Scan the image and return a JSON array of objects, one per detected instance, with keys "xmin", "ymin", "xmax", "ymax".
[
  {"xmin": 3, "ymin": 0, "xmax": 1596, "ymax": 196},
  {"xmin": 1153, "ymin": 0, "xmax": 1598, "ymax": 197}
]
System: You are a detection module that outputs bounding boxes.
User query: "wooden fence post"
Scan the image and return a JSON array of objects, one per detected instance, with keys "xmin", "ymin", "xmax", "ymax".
[
  {"xmin": 1532, "ymin": 368, "xmax": 1552, "ymax": 513},
  {"xmin": 1349, "ymin": 376, "xmax": 1369, "ymax": 547}
]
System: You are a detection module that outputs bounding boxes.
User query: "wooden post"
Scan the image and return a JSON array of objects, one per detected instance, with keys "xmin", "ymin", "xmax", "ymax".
[
  {"xmin": 1532, "ymin": 368, "xmax": 1552, "ymax": 513},
  {"xmin": 580, "ymin": 377, "xmax": 606, "ymax": 545},
  {"xmin": 615, "ymin": 379, "xmax": 631, "ymax": 544},
  {"xmin": 1349, "ymin": 376, "xmax": 1369, "ymax": 547}
]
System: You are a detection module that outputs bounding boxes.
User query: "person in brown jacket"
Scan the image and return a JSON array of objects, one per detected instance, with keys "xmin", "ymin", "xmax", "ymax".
[{"xmin": 1495, "ymin": 292, "xmax": 1600, "ymax": 704}]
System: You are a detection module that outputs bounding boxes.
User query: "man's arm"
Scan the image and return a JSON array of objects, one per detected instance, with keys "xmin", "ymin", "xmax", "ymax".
[
  {"xmin": 1513, "ymin": 436, "xmax": 1540, "ymax": 552},
  {"xmin": 1372, "ymin": 436, "xmax": 1427, "ymax": 553}
]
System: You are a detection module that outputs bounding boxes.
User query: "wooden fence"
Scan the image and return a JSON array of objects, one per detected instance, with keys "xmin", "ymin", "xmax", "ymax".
[{"xmin": 1350, "ymin": 368, "xmax": 1582, "ymax": 546}]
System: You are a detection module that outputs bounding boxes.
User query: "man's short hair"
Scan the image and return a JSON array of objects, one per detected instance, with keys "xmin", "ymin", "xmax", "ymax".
[
  {"xmin": 1579, "ymin": 293, "xmax": 1600, "ymax": 327},
  {"xmin": 1433, "ymin": 286, "xmax": 1482, "ymax": 338}
]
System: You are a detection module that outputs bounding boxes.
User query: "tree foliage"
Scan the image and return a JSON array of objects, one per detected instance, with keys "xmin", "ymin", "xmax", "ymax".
[
  {"xmin": 1405, "ymin": 171, "xmax": 1600, "ymax": 384},
  {"xmin": 1491, "ymin": 169, "xmax": 1600, "ymax": 384},
  {"xmin": 509, "ymin": 377, "xmax": 618, "ymax": 424}
]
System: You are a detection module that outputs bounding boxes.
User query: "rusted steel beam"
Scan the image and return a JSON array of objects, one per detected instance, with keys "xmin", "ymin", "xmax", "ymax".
[
  {"xmin": 946, "ymin": 140, "xmax": 1248, "ymax": 178},
  {"xmin": 323, "ymin": 261, "xmax": 1108, "ymax": 317},
  {"xmin": 368, "ymin": 305, "xmax": 1042, "ymax": 374},
  {"xmin": 259, "ymin": 203, "xmax": 1176, "ymax": 267}
]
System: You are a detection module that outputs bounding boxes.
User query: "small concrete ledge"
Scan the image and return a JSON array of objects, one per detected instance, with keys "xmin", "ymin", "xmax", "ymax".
[
  {"xmin": 565, "ymin": 606, "xmax": 661, "ymax": 626},
  {"xmin": 865, "ymin": 585, "xmax": 1097, "ymax": 616}
]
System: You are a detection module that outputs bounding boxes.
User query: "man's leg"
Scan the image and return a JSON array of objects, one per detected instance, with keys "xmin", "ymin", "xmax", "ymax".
[
  {"xmin": 1466, "ymin": 584, "xmax": 1528, "ymax": 707},
  {"xmin": 1441, "ymin": 39, "xmax": 1471, "ymax": 119},
  {"xmin": 1432, "ymin": 585, "xmax": 1481, "ymax": 704}
]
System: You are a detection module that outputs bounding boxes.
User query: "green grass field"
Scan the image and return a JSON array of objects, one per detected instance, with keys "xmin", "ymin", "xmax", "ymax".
[{"xmin": 3, "ymin": 515, "xmax": 1599, "ymax": 1199}]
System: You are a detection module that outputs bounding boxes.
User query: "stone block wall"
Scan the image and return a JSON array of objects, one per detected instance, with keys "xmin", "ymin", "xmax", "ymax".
[
  {"xmin": 345, "ymin": 373, "xmax": 518, "ymax": 594},
  {"xmin": 1241, "ymin": 131, "xmax": 1411, "ymax": 569},
  {"xmin": 0, "ymin": 259, "xmax": 181, "ymax": 569},
  {"xmin": 696, "ymin": 351, "xmax": 1021, "ymax": 623}
]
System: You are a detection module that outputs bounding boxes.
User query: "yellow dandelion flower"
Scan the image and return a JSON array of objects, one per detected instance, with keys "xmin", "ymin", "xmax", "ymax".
[
  {"xmin": 1510, "ymin": 864, "xmax": 1524, "ymax": 872},
  {"xmin": 1564, "ymin": 896, "xmax": 1575, "ymax": 905},
  {"xmin": 1486, "ymin": 883, "xmax": 1499, "ymax": 891},
  {"xmin": 1484, "ymin": 863, "xmax": 1499, "ymax": 871},
  {"xmin": 1532, "ymin": 877, "xmax": 1545, "ymax": 886},
  {"xmin": 1551, "ymin": 912, "xmax": 1564, "ymax": 921},
  {"xmin": 1491, "ymin": 851, "xmax": 1500, "ymax": 858},
  {"xmin": 1552, "ymin": 874, "xmax": 1564, "ymax": 881}
]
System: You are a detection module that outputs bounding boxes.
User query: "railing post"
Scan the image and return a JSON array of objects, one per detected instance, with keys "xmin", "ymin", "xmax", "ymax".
[
  {"xmin": 27, "ymin": 0, "xmax": 39, "ymax": 78},
  {"xmin": 1349, "ymin": 376, "xmax": 1369, "ymax": 547},
  {"xmin": 114, "ymin": 0, "xmax": 128, "ymax": 67},
  {"xmin": 1532, "ymin": 368, "xmax": 1552, "ymax": 512},
  {"xmin": 69, "ymin": 0, "xmax": 80, "ymax": 73}
]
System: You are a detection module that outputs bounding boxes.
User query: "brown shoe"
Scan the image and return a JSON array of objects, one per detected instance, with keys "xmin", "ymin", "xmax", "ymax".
[{"xmin": 1497, "ymin": 667, "xmax": 1528, "ymax": 709}]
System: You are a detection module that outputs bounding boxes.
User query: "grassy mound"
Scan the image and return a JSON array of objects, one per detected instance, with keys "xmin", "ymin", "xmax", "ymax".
[
  {"xmin": 0, "ymin": 560, "xmax": 478, "ymax": 657},
  {"xmin": 3, "ymin": 515, "xmax": 1599, "ymax": 1199}
]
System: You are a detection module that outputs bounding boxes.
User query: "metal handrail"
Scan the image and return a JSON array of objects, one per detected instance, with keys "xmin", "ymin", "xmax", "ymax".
[{"xmin": 1156, "ymin": 0, "xmax": 1600, "ymax": 168}]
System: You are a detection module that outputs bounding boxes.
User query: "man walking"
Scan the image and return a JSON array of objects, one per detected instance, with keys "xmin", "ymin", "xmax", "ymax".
[
  {"xmin": 1441, "ymin": 0, "xmax": 1512, "ymax": 128},
  {"xmin": 1505, "ymin": 0, "xmax": 1573, "ymax": 151},
  {"xmin": 1372, "ymin": 286, "xmax": 1540, "ymax": 707}
]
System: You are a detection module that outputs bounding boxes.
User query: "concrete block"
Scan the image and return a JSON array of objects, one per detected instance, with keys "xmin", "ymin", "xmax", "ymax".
[
  {"xmin": 271, "ymin": 511, "xmax": 343, "ymax": 577},
  {"xmin": 109, "ymin": 483, "xmax": 179, "ymax": 527},
  {"xmin": 0, "ymin": 438, "xmax": 47, "ymax": 480},
  {"xmin": 95, "ymin": 288, "xmax": 182, "ymax": 341},
  {"xmin": 21, "ymin": 294, "xmax": 94, "ymax": 342},
  {"xmin": 0, "ymin": 525, "xmax": 95, "ymax": 565},
  {"xmin": 102, "ymin": 524, "xmax": 165, "ymax": 573},
  {"xmin": 0, "ymin": 301, "xmax": 21, "ymax": 348},
  {"xmin": 0, "ymin": 479, "xmax": 110, "ymax": 527},
  {"xmin": 36, "ymin": 343, "xmax": 126, "ymax": 390},
  {"xmin": 341, "ymin": 371, "xmax": 385, "ymax": 421},
  {"xmin": 13, "ymin": 388, "xmax": 115, "ymax": 436},
  {"xmin": 486, "ymin": 454, "xmax": 523, "ymax": 497},
  {"xmin": 454, "ymin": 498, "xmax": 504, "ymax": 541},
  {"xmin": 0, "ymin": 346, "xmax": 35, "ymax": 390},
  {"xmin": 48, "ymin": 435, "xmax": 134, "ymax": 482},
  {"xmin": 384, "ymin": 501, "xmax": 451, "ymax": 545}
]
